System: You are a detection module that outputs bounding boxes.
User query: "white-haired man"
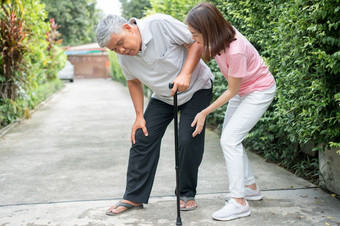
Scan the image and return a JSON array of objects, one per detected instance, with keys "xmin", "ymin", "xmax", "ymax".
[{"xmin": 96, "ymin": 13, "xmax": 213, "ymax": 215}]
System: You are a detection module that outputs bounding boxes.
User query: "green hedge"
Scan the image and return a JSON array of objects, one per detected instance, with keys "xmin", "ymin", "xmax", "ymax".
[{"xmin": 210, "ymin": 0, "xmax": 339, "ymax": 146}]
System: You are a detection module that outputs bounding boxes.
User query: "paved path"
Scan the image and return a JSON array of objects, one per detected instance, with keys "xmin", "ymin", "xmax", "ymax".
[{"xmin": 0, "ymin": 79, "xmax": 339, "ymax": 225}]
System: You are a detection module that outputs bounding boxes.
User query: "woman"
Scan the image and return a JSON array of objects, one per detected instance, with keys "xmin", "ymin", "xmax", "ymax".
[{"xmin": 186, "ymin": 2, "xmax": 276, "ymax": 221}]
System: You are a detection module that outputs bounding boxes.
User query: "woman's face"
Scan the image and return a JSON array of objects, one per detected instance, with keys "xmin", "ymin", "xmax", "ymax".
[{"xmin": 187, "ymin": 25, "xmax": 204, "ymax": 45}]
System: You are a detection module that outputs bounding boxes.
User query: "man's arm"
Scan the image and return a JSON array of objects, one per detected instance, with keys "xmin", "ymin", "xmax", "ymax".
[
  {"xmin": 171, "ymin": 42, "xmax": 203, "ymax": 96},
  {"xmin": 127, "ymin": 78, "xmax": 148, "ymax": 144}
]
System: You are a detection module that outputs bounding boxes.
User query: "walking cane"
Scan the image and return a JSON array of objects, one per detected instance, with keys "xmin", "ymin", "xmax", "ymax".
[{"xmin": 169, "ymin": 83, "xmax": 182, "ymax": 226}]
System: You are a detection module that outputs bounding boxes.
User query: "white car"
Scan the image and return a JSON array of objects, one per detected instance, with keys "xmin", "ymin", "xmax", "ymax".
[{"xmin": 58, "ymin": 60, "xmax": 74, "ymax": 82}]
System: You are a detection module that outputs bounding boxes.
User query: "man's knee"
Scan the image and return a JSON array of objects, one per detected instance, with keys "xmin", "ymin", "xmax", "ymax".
[
  {"xmin": 179, "ymin": 131, "xmax": 204, "ymax": 150},
  {"xmin": 179, "ymin": 134, "xmax": 192, "ymax": 148},
  {"xmin": 133, "ymin": 129, "xmax": 157, "ymax": 147}
]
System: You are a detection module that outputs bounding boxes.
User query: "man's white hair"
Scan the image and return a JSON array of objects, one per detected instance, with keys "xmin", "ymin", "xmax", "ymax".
[{"xmin": 96, "ymin": 15, "xmax": 128, "ymax": 48}]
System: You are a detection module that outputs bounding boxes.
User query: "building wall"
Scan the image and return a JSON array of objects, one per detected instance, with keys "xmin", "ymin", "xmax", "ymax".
[{"xmin": 68, "ymin": 55, "xmax": 111, "ymax": 79}]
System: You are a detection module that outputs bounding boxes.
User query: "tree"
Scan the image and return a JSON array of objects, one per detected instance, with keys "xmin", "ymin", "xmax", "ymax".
[
  {"xmin": 120, "ymin": 0, "xmax": 151, "ymax": 19},
  {"xmin": 41, "ymin": 0, "xmax": 102, "ymax": 46},
  {"xmin": 146, "ymin": 0, "xmax": 199, "ymax": 21}
]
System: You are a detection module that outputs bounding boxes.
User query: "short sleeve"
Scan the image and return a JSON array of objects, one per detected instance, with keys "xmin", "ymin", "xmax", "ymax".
[
  {"xmin": 227, "ymin": 53, "xmax": 247, "ymax": 78},
  {"xmin": 157, "ymin": 14, "xmax": 194, "ymax": 45}
]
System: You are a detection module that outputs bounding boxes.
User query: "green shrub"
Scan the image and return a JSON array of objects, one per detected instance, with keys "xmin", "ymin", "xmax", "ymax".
[
  {"xmin": 267, "ymin": 0, "xmax": 340, "ymax": 151},
  {"xmin": 27, "ymin": 78, "xmax": 64, "ymax": 109},
  {"xmin": 0, "ymin": 0, "xmax": 66, "ymax": 128}
]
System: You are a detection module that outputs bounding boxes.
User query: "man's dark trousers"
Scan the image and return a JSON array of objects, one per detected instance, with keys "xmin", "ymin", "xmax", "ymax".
[{"xmin": 123, "ymin": 87, "xmax": 212, "ymax": 204}]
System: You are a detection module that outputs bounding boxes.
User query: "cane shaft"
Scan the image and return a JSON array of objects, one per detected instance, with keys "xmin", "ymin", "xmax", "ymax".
[
  {"xmin": 169, "ymin": 83, "xmax": 182, "ymax": 225},
  {"xmin": 174, "ymin": 92, "xmax": 182, "ymax": 225}
]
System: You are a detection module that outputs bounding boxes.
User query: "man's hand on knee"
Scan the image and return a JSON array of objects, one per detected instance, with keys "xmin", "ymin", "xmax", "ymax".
[{"xmin": 131, "ymin": 117, "xmax": 148, "ymax": 144}]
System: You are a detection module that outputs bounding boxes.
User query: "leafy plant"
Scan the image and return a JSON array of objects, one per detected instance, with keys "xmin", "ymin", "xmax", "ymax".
[
  {"xmin": 0, "ymin": 2, "xmax": 28, "ymax": 100},
  {"xmin": 0, "ymin": 0, "xmax": 66, "ymax": 128},
  {"xmin": 44, "ymin": 17, "xmax": 65, "ymax": 81}
]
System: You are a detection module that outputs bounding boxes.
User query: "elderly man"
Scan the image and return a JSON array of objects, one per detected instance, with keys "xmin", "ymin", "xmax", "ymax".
[{"xmin": 96, "ymin": 13, "xmax": 213, "ymax": 215}]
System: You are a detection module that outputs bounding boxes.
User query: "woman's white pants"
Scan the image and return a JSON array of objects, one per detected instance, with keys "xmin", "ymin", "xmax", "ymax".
[{"xmin": 221, "ymin": 85, "xmax": 276, "ymax": 198}]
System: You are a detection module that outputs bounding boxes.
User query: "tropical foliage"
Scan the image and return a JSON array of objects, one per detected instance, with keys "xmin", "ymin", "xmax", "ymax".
[{"xmin": 0, "ymin": 0, "xmax": 65, "ymax": 127}]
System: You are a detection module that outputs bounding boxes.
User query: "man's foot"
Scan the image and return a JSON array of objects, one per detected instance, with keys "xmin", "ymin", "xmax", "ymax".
[
  {"xmin": 212, "ymin": 198, "xmax": 251, "ymax": 221},
  {"xmin": 180, "ymin": 197, "xmax": 197, "ymax": 211},
  {"xmin": 106, "ymin": 200, "xmax": 143, "ymax": 216}
]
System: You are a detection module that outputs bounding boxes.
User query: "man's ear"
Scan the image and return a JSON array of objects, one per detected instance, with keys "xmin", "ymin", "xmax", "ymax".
[{"xmin": 122, "ymin": 23, "xmax": 133, "ymax": 33}]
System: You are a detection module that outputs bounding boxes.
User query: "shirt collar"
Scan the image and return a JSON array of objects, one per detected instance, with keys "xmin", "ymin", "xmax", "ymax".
[{"xmin": 129, "ymin": 18, "xmax": 152, "ymax": 55}]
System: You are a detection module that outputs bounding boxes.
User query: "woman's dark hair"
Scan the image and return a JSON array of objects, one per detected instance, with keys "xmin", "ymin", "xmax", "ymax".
[{"xmin": 186, "ymin": 2, "xmax": 236, "ymax": 60}]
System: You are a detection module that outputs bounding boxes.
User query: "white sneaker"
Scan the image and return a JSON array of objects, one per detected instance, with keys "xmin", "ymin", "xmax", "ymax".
[
  {"xmin": 212, "ymin": 198, "xmax": 251, "ymax": 221},
  {"xmin": 225, "ymin": 186, "xmax": 263, "ymax": 201}
]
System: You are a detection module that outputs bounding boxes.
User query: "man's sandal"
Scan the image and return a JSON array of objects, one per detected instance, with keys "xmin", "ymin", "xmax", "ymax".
[
  {"xmin": 106, "ymin": 201, "xmax": 143, "ymax": 216},
  {"xmin": 180, "ymin": 196, "xmax": 197, "ymax": 211}
]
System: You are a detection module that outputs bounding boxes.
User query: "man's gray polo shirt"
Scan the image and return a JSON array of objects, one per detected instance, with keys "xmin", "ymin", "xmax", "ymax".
[{"xmin": 117, "ymin": 13, "xmax": 213, "ymax": 106}]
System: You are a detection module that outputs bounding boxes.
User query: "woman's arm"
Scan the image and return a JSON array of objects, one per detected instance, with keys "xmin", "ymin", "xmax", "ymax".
[{"xmin": 191, "ymin": 76, "xmax": 242, "ymax": 137}]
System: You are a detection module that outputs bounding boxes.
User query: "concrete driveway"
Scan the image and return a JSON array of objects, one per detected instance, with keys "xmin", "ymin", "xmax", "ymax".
[{"xmin": 0, "ymin": 79, "xmax": 339, "ymax": 225}]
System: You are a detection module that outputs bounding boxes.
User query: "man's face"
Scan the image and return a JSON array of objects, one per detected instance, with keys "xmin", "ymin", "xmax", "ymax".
[{"xmin": 106, "ymin": 24, "xmax": 141, "ymax": 56}]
